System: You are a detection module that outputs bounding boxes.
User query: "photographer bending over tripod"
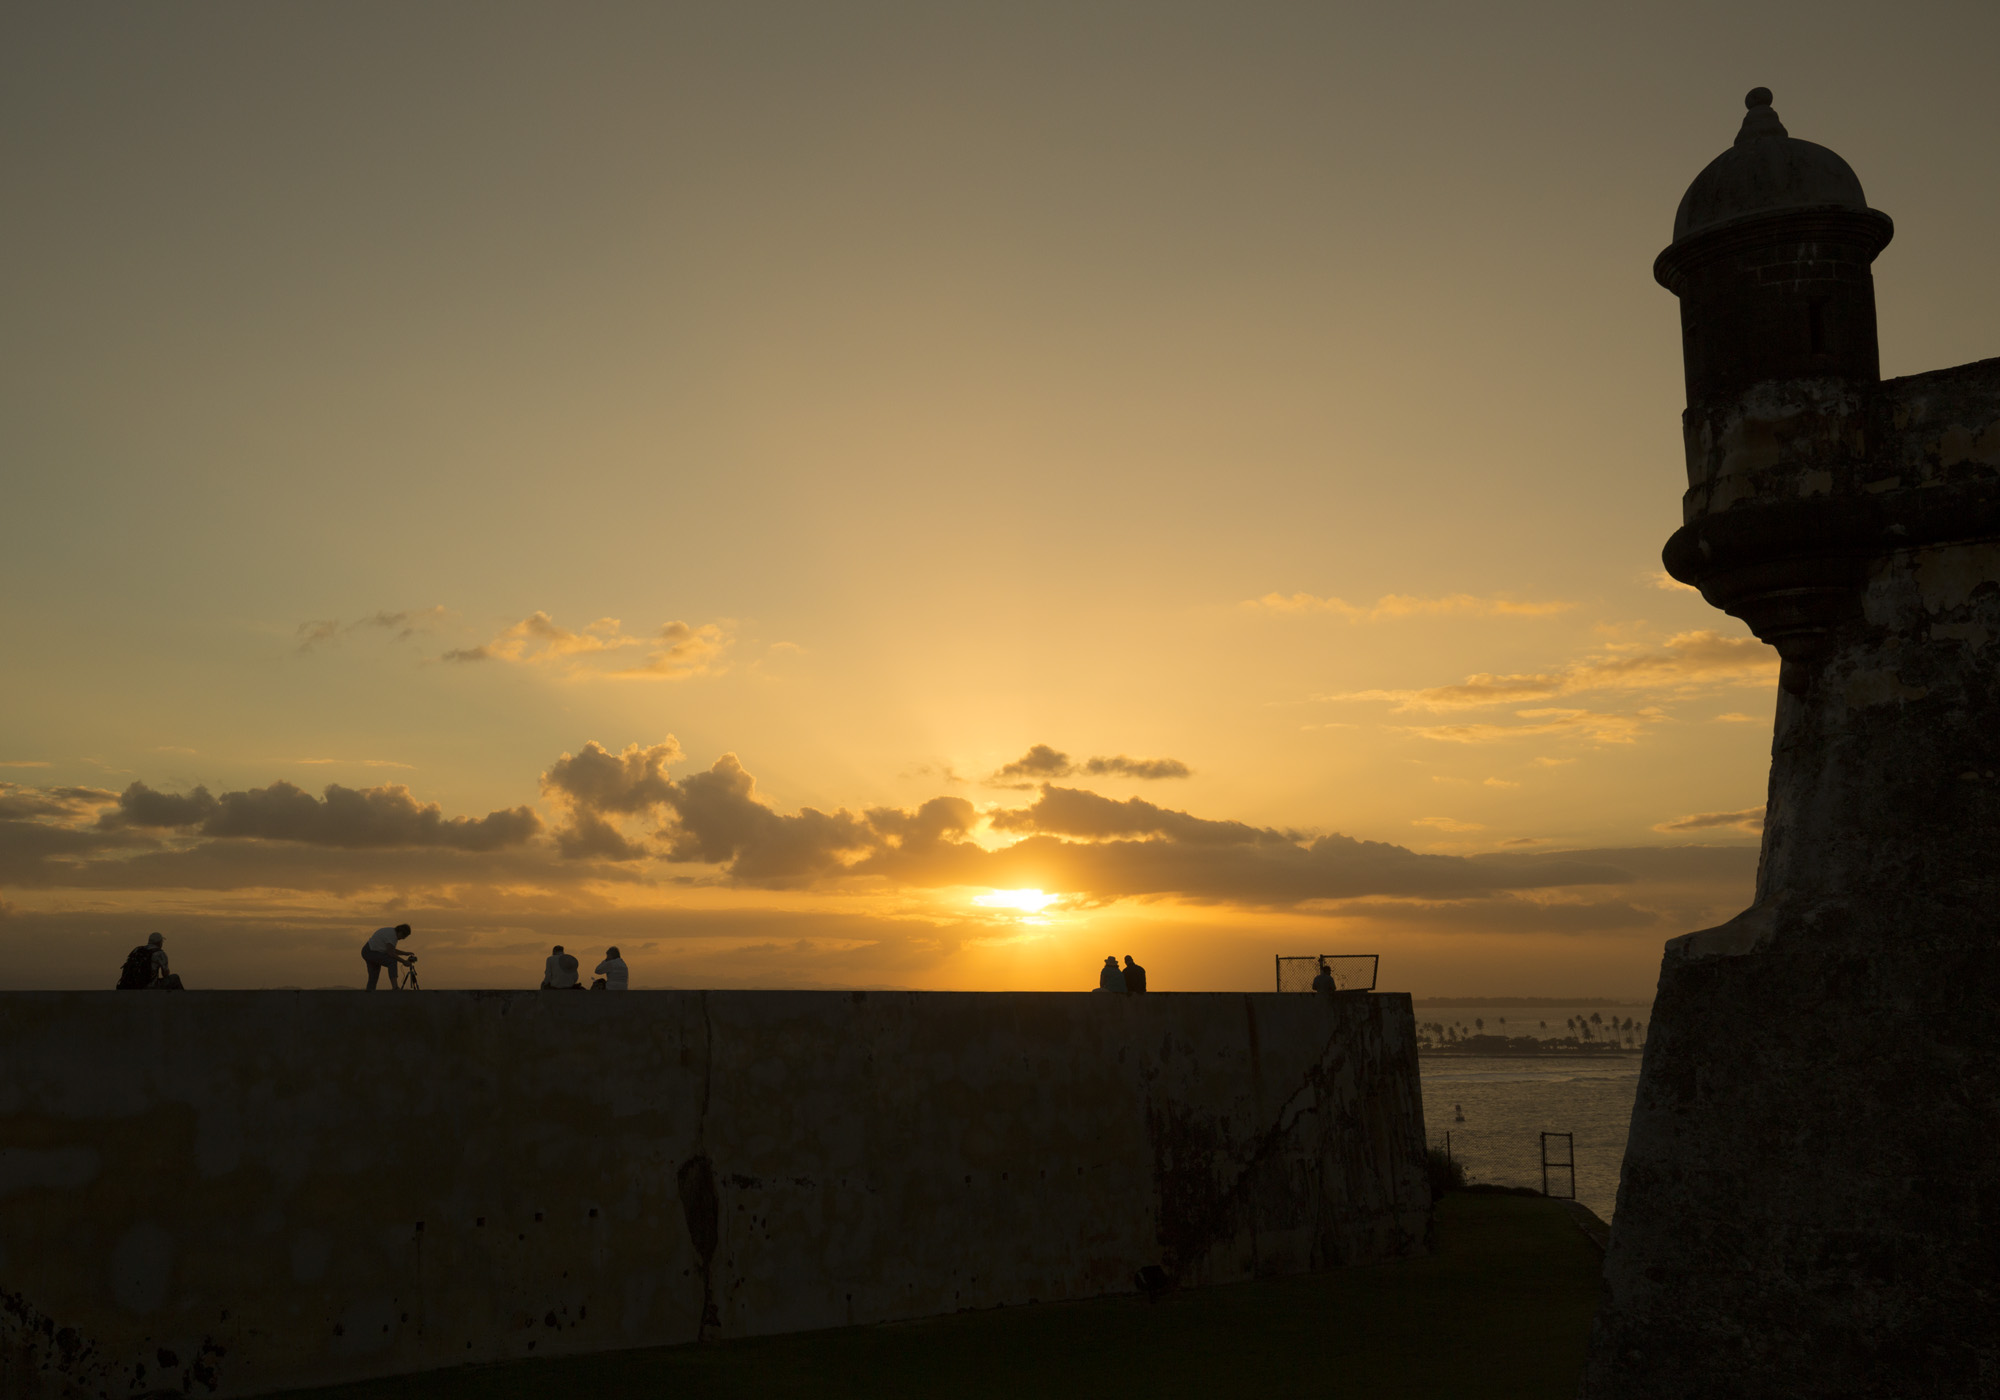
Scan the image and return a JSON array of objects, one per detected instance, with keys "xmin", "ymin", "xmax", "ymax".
[{"xmin": 362, "ymin": 923, "xmax": 416, "ymax": 990}]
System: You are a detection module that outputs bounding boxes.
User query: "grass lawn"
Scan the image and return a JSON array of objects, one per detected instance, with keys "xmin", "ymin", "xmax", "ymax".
[{"xmin": 278, "ymin": 1193, "xmax": 1601, "ymax": 1400}]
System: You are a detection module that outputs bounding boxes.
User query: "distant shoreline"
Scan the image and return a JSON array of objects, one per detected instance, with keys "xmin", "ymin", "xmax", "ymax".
[
  {"xmin": 1420, "ymin": 1043, "xmax": 1642, "ymax": 1058},
  {"xmin": 1412, "ymin": 997, "xmax": 1652, "ymax": 1008}
]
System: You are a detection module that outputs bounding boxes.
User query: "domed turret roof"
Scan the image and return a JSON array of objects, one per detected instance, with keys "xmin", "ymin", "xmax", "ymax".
[{"xmin": 1671, "ymin": 89, "xmax": 1870, "ymax": 243}]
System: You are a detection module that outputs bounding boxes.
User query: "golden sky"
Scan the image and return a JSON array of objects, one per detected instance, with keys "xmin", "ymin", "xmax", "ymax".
[{"xmin": 4, "ymin": 2, "xmax": 1997, "ymax": 994}]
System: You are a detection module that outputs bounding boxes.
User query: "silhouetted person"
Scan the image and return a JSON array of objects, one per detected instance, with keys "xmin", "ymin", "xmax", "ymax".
[
  {"xmin": 1311, "ymin": 960, "xmax": 1337, "ymax": 994},
  {"xmin": 362, "ymin": 924, "xmax": 413, "ymax": 990},
  {"xmin": 1097, "ymin": 956, "xmax": 1125, "ymax": 993},
  {"xmin": 1122, "ymin": 956, "xmax": 1147, "ymax": 993},
  {"xmin": 595, "ymin": 946, "xmax": 628, "ymax": 991},
  {"xmin": 116, "ymin": 932, "xmax": 182, "ymax": 990},
  {"xmin": 543, "ymin": 944, "xmax": 582, "ymax": 990}
]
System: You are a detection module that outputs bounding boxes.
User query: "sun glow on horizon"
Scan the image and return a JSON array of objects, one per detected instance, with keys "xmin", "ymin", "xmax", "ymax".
[{"xmin": 972, "ymin": 888, "xmax": 1061, "ymax": 914}]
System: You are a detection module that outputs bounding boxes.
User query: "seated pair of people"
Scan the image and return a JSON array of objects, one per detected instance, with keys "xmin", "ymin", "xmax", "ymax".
[{"xmin": 543, "ymin": 945, "xmax": 627, "ymax": 991}]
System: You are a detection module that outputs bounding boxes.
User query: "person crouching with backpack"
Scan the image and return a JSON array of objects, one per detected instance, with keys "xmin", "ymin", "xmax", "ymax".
[{"xmin": 117, "ymin": 932, "xmax": 183, "ymax": 990}]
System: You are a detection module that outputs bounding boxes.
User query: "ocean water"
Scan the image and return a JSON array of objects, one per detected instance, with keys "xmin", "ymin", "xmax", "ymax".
[{"xmin": 1416, "ymin": 1054, "xmax": 1642, "ymax": 1223}]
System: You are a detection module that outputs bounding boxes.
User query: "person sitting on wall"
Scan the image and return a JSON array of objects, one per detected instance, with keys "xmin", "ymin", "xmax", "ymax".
[
  {"xmin": 116, "ymin": 932, "xmax": 183, "ymax": 990},
  {"xmin": 1097, "ymin": 955, "xmax": 1126, "ymax": 992},
  {"xmin": 1122, "ymin": 955, "xmax": 1147, "ymax": 993},
  {"xmin": 595, "ymin": 946, "xmax": 629, "ymax": 991},
  {"xmin": 362, "ymin": 924, "xmax": 413, "ymax": 991},
  {"xmin": 542, "ymin": 944, "xmax": 583, "ymax": 990},
  {"xmin": 1311, "ymin": 960, "xmax": 1337, "ymax": 994}
]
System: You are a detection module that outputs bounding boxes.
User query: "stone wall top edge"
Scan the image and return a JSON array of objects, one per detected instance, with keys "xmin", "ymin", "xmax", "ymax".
[
  {"xmin": 1879, "ymin": 354, "xmax": 2000, "ymax": 395},
  {"xmin": 0, "ymin": 988, "xmax": 1408, "ymax": 1003}
]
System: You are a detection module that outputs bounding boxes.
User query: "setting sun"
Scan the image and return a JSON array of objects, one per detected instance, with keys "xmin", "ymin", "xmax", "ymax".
[{"xmin": 972, "ymin": 889, "xmax": 1061, "ymax": 914}]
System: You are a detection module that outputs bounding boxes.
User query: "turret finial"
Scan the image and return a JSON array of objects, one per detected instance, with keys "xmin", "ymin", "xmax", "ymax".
[{"xmin": 1735, "ymin": 88, "xmax": 1788, "ymax": 145}]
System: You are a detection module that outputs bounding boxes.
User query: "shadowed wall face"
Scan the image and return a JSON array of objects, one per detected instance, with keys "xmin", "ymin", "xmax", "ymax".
[{"xmin": 0, "ymin": 990, "xmax": 1426, "ymax": 1399}]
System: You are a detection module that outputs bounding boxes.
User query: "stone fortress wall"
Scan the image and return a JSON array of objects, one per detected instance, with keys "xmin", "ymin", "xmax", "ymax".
[
  {"xmin": 0, "ymin": 989, "xmax": 1428, "ymax": 1398},
  {"xmin": 1585, "ymin": 89, "xmax": 2000, "ymax": 1398}
]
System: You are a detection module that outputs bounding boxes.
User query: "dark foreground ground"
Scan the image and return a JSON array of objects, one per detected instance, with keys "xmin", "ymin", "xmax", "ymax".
[{"xmin": 276, "ymin": 1194, "xmax": 1600, "ymax": 1400}]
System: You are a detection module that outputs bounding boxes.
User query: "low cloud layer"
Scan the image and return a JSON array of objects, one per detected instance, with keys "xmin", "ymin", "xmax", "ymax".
[
  {"xmin": 988, "ymin": 745, "xmax": 1191, "ymax": 787},
  {"xmin": 1654, "ymin": 806, "xmax": 1764, "ymax": 834},
  {"xmin": 444, "ymin": 613, "xmax": 729, "ymax": 680},
  {"xmin": 98, "ymin": 780, "xmax": 540, "ymax": 850},
  {"xmin": 297, "ymin": 607, "xmax": 449, "ymax": 652},
  {"xmin": 535, "ymin": 746, "xmax": 1652, "ymax": 909},
  {"xmin": 1319, "ymin": 629, "xmax": 1779, "ymax": 748},
  {"xmin": 1, "ymin": 746, "xmax": 1759, "ymax": 977},
  {"xmin": 1248, "ymin": 592, "xmax": 1573, "ymax": 621},
  {"xmin": 1335, "ymin": 631, "xmax": 1775, "ymax": 714}
]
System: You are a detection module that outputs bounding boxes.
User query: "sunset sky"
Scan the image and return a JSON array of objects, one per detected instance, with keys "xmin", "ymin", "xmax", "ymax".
[{"xmin": 5, "ymin": 2, "xmax": 1997, "ymax": 995}]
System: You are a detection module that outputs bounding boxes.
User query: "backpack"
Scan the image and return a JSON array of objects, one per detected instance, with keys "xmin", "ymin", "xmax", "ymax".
[{"xmin": 117, "ymin": 946, "xmax": 156, "ymax": 990}]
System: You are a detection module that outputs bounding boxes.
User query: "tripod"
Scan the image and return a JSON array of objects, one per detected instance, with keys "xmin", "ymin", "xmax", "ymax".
[{"xmin": 395, "ymin": 954, "xmax": 420, "ymax": 990}]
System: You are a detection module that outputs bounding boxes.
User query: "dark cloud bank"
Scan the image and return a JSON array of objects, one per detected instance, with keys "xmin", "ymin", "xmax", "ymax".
[
  {"xmin": 0, "ymin": 744, "xmax": 1757, "ymax": 932},
  {"xmin": 988, "ymin": 744, "xmax": 1192, "ymax": 787}
]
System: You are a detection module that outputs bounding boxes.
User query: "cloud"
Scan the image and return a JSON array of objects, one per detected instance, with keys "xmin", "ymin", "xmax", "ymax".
[
  {"xmin": 541, "ymin": 738, "xmax": 685, "ymax": 859},
  {"xmin": 1712, "ymin": 712, "xmax": 1759, "ymax": 724},
  {"xmin": 554, "ymin": 811, "xmax": 652, "ymax": 861},
  {"xmin": 1649, "ymin": 571, "xmax": 1699, "ymax": 592},
  {"xmin": 902, "ymin": 762, "xmax": 968, "ymax": 786},
  {"xmin": 444, "ymin": 613, "xmax": 729, "ymax": 680},
  {"xmin": 0, "ymin": 761, "xmax": 52, "ymax": 769},
  {"xmin": 0, "ymin": 744, "xmax": 1762, "ymax": 968},
  {"xmin": 864, "ymin": 797, "xmax": 979, "ymax": 849},
  {"xmin": 0, "ymin": 784, "xmax": 117, "ymax": 821},
  {"xmin": 527, "ymin": 742, "xmax": 1650, "ymax": 908},
  {"xmin": 1330, "ymin": 631, "xmax": 1776, "ymax": 714},
  {"xmin": 1083, "ymin": 755, "xmax": 1192, "ymax": 780},
  {"xmin": 0, "ymin": 818, "xmax": 132, "ymax": 883},
  {"xmin": 442, "ymin": 612, "xmax": 633, "ymax": 664},
  {"xmin": 611, "ymin": 621, "xmax": 732, "ymax": 679},
  {"xmin": 298, "ymin": 758, "xmax": 416, "ymax": 769},
  {"xmin": 542, "ymin": 739, "xmax": 684, "ymax": 815},
  {"xmin": 1400, "ymin": 708, "xmax": 1664, "ymax": 745},
  {"xmin": 1653, "ymin": 807, "xmax": 1764, "ymax": 834},
  {"xmin": 988, "ymin": 745, "xmax": 1191, "ymax": 787},
  {"xmin": 1247, "ymin": 592, "xmax": 1572, "ymax": 620},
  {"xmin": 297, "ymin": 606, "xmax": 449, "ymax": 652},
  {"xmin": 1317, "ymin": 893, "xmax": 1666, "ymax": 936},
  {"xmin": 98, "ymin": 783, "xmax": 218, "ymax": 829},
  {"xmin": 660, "ymin": 754, "xmax": 880, "ymax": 881},
  {"xmin": 539, "ymin": 740, "xmax": 989, "ymax": 878},
  {"xmin": 1412, "ymin": 817, "xmax": 1485, "ymax": 832},
  {"xmin": 988, "ymin": 787, "xmax": 1286, "ymax": 846},
  {"xmin": 98, "ymin": 780, "xmax": 540, "ymax": 850}
]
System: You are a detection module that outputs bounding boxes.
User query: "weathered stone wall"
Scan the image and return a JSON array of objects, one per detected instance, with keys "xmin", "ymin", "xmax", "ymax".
[
  {"xmin": 1590, "ymin": 525, "xmax": 2000, "ymax": 1397},
  {"xmin": 0, "ymin": 990, "xmax": 1427, "ymax": 1398},
  {"xmin": 1588, "ymin": 89, "xmax": 2000, "ymax": 1400}
]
